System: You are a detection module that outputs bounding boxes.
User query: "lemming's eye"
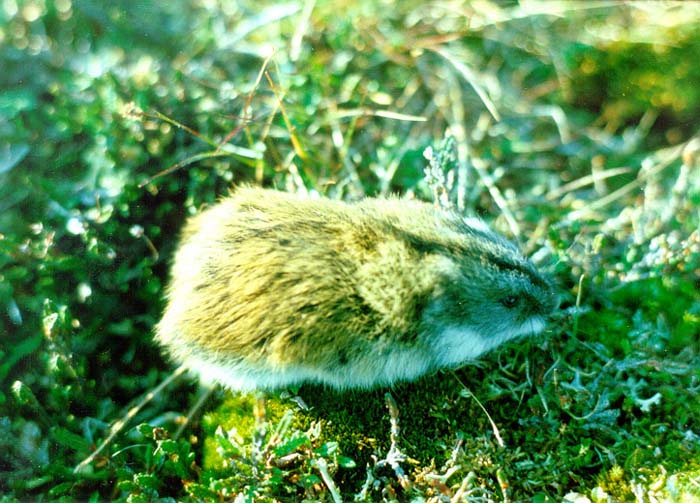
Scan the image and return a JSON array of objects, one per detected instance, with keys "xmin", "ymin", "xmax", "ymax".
[{"xmin": 500, "ymin": 295, "xmax": 519, "ymax": 308}]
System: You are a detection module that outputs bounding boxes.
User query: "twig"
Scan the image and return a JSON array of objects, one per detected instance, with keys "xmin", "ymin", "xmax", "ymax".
[
  {"xmin": 375, "ymin": 393, "xmax": 412, "ymax": 489},
  {"xmin": 174, "ymin": 385, "xmax": 214, "ymax": 439},
  {"xmin": 450, "ymin": 472, "xmax": 475, "ymax": 503},
  {"xmin": 472, "ymin": 157, "xmax": 521, "ymax": 238},
  {"xmin": 74, "ymin": 364, "xmax": 188, "ymax": 473},
  {"xmin": 315, "ymin": 457, "xmax": 343, "ymax": 503},
  {"xmin": 566, "ymin": 141, "xmax": 684, "ymax": 221},
  {"xmin": 452, "ymin": 372, "xmax": 505, "ymax": 448},
  {"xmin": 429, "ymin": 46, "xmax": 501, "ymax": 122},
  {"xmin": 353, "ymin": 467, "xmax": 375, "ymax": 502},
  {"xmin": 264, "ymin": 70, "xmax": 309, "ymax": 162},
  {"xmin": 231, "ymin": 50, "xmax": 275, "ymax": 149},
  {"xmin": 329, "ymin": 108, "xmax": 426, "ymax": 122},
  {"xmin": 545, "ymin": 167, "xmax": 632, "ymax": 201},
  {"xmin": 572, "ymin": 274, "xmax": 585, "ymax": 339},
  {"xmin": 137, "ymin": 150, "xmax": 237, "ymax": 188},
  {"xmin": 251, "ymin": 391, "xmax": 268, "ymax": 477},
  {"xmin": 290, "ymin": 0, "xmax": 316, "ymax": 62},
  {"xmin": 496, "ymin": 467, "xmax": 511, "ymax": 503}
]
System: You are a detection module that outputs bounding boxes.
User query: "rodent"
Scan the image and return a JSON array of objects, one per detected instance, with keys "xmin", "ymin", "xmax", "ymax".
[{"xmin": 155, "ymin": 186, "xmax": 558, "ymax": 390}]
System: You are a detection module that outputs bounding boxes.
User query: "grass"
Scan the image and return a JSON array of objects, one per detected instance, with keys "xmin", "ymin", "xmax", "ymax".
[{"xmin": 1, "ymin": 1, "xmax": 699, "ymax": 501}]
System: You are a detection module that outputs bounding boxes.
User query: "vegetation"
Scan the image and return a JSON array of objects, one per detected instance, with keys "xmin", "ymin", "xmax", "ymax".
[{"xmin": 1, "ymin": 1, "xmax": 699, "ymax": 501}]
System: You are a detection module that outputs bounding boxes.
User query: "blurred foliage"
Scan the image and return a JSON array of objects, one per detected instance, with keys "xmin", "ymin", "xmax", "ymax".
[{"xmin": 1, "ymin": 0, "xmax": 699, "ymax": 501}]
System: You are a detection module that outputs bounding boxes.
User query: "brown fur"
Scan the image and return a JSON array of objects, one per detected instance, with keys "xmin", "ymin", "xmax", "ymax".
[{"xmin": 155, "ymin": 187, "xmax": 557, "ymax": 389}]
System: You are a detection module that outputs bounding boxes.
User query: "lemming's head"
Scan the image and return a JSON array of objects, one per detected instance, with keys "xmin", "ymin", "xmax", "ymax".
[{"xmin": 412, "ymin": 212, "xmax": 558, "ymax": 367}]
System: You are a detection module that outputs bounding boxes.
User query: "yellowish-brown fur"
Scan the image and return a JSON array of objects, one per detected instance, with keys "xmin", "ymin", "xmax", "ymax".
[{"xmin": 155, "ymin": 186, "xmax": 557, "ymax": 390}]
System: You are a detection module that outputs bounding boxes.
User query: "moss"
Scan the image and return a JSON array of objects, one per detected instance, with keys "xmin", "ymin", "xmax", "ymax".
[
  {"xmin": 663, "ymin": 467, "xmax": 700, "ymax": 503},
  {"xmin": 596, "ymin": 465, "xmax": 634, "ymax": 501}
]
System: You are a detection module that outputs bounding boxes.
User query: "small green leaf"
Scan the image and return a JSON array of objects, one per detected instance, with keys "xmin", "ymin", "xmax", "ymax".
[
  {"xmin": 51, "ymin": 426, "xmax": 91, "ymax": 451},
  {"xmin": 0, "ymin": 89, "xmax": 36, "ymax": 118},
  {"xmin": 117, "ymin": 480, "xmax": 137, "ymax": 493},
  {"xmin": 337, "ymin": 455, "xmax": 356, "ymax": 468},
  {"xmin": 216, "ymin": 432, "xmax": 243, "ymax": 458},
  {"xmin": 0, "ymin": 334, "xmax": 42, "ymax": 383},
  {"xmin": 185, "ymin": 483, "xmax": 219, "ymax": 500},
  {"xmin": 158, "ymin": 439, "xmax": 180, "ymax": 455},
  {"xmin": 299, "ymin": 474, "xmax": 322, "ymax": 487},
  {"xmin": 273, "ymin": 435, "xmax": 309, "ymax": 457},
  {"xmin": 126, "ymin": 492, "xmax": 150, "ymax": 503},
  {"xmin": 48, "ymin": 481, "xmax": 74, "ymax": 497},
  {"xmin": 133, "ymin": 472, "xmax": 160, "ymax": 492},
  {"xmin": 42, "ymin": 312, "xmax": 59, "ymax": 336},
  {"xmin": 12, "ymin": 380, "xmax": 39, "ymax": 407},
  {"xmin": 314, "ymin": 441, "xmax": 338, "ymax": 457},
  {"xmin": 532, "ymin": 493, "xmax": 555, "ymax": 503},
  {"xmin": 136, "ymin": 423, "xmax": 154, "ymax": 438}
]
